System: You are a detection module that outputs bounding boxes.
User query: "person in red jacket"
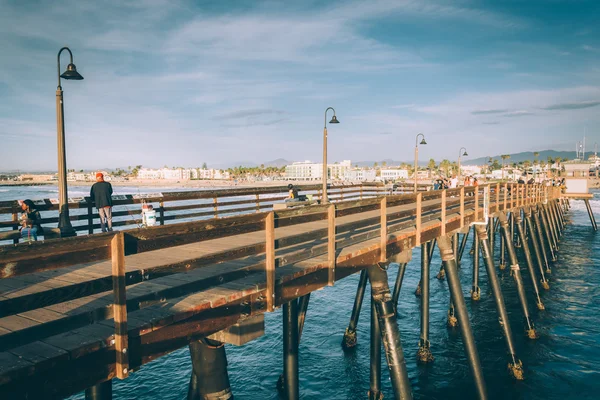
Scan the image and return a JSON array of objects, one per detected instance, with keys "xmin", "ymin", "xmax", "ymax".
[{"xmin": 90, "ymin": 172, "xmax": 113, "ymax": 232}]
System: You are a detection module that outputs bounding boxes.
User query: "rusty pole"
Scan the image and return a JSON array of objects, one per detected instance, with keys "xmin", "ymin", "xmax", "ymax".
[{"xmin": 437, "ymin": 236, "xmax": 487, "ymax": 400}]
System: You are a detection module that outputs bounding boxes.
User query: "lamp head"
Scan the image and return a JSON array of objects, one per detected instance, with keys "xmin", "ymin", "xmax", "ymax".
[
  {"xmin": 329, "ymin": 115, "xmax": 340, "ymax": 124},
  {"xmin": 60, "ymin": 63, "xmax": 84, "ymax": 80},
  {"xmin": 420, "ymin": 138, "xmax": 427, "ymax": 145},
  {"xmin": 463, "ymin": 151, "xmax": 468, "ymax": 156}
]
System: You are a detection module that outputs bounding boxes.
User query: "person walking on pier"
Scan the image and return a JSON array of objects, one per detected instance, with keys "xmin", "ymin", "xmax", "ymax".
[
  {"xmin": 90, "ymin": 172, "xmax": 113, "ymax": 232},
  {"xmin": 450, "ymin": 174, "xmax": 458, "ymax": 188}
]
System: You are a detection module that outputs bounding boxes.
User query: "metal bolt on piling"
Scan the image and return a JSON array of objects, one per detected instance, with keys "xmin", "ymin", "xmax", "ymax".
[{"xmin": 471, "ymin": 287, "xmax": 481, "ymax": 301}]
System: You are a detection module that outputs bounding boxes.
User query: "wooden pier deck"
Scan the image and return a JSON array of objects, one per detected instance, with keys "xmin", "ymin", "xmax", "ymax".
[{"xmin": 0, "ymin": 183, "xmax": 558, "ymax": 398}]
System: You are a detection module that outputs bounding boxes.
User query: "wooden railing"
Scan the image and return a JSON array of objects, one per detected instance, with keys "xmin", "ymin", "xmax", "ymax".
[
  {"xmin": 0, "ymin": 183, "xmax": 389, "ymax": 243},
  {"xmin": 0, "ymin": 183, "xmax": 558, "ymax": 393}
]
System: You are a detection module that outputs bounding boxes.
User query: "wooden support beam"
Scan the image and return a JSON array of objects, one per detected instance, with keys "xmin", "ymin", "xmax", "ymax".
[
  {"xmin": 265, "ymin": 212, "xmax": 276, "ymax": 312},
  {"xmin": 380, "ymin": 197, "xmax": 387, "ymax": 262},
  {"xmin": 503, "ymin": 183, "xmax": 508, "ymax": 211},
  {"xmin": 328, "ymin": 204, "xmax": 336, "ymax": 286},
  {"xmin": 111, "ymin": 232, "xmax": 129, "ymax": 379},
  {"xmin": 475, "ymin": 186, "xmax": 480, "ymax": 221},
  {"xmin": 496, "ymin": 183, "xmax": 500, "ymax": 212}
]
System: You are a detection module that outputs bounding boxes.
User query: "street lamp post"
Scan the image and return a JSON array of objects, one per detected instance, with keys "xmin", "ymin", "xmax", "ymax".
[
  {"xmin": 322, "ymin": 107, "xmax": 339, "ymax": 204},
  {"xmin": 458, "ymin": 147, "xmax": 468, "ymax": 181},
  {"xmin": 56, "ymin": 47, "xmax": 84, "ymax": 237},
  {"xmin": 414, "ymin": 133, "xmax": 427, "ymax": 193}
]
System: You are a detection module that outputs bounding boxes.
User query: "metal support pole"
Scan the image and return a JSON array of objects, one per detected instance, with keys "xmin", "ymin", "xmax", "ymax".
[
  {"xmin": 417, "ymin": 243, "xmax": 433, "ymax": 363},
  {"xmin": 437, "ymin": 236, "xmax": 488, "ymax": 400},
  {"xmin": 538, "ymin": 206, "xmax": 557, "ymax": 261},
  {"xmin": 392, "ymin": 263, "xmax": 408, "ymax": 308},
  {"xmin": 343, "ymin": 269, "xmax": 368, "ymax": 348},
  {"xmin": 471, "ymin": 225, "xmax": 481, "ymax": 301},
  {"xmin": 584, "ymin": 199, "xmax": 598, "ymax": 231},
  {"xmin": 367, "ymin": 264, "xmax": 413, "ymax": 400},
  {"xmin": 474, "ymin": 225, "xmax": 524, "ymax": 380},
  {"xmin": 188, "ymin": 339, "xmax": 233, "ymax": 400},
  {"xmin": 514, "ymin": 214, "xmax": 547, "ymax": 301},
  {"xmin": 458, "ymin": 229, "xmax": 470, "ymax": 264},
  {"xmin": 532, "ymin": 210, "xmax": 551, "ymax": 274},
  {"xmin": 283, "ymin": 300, "xmax": 299, "ymax": 400},
  {"xmin": 85, "ymin": 381, "xmax": 112, "ymax": 400},
  {"xmin": 369, "ymin": 301, "xmax": 383, "ymax": 400},
  {"xmin": 497, "ymin": 214, "xmax": 539, "ymax": 339},
  {"xmin": 499, "ymin": 230, "xmax": 506, "ymax": 270},
  {"xmin": 278, "ymin": 294, "xmax": 310, "ymax": 391},
  {"xmin": 453, "ymin": 233, "xmax": 459, "ymax": 265},
  {"xmin": 543, "ymin": 205, "xmax": 559, "ymax": 251},
  {"xmin": 524, "ymin": 213, "xmax": 550, "ymax": 289}
]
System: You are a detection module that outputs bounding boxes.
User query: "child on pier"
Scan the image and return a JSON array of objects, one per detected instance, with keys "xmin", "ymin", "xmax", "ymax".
[{"xmin": 19, "ymin": 199, "xmax": 43, "ymax": 242}]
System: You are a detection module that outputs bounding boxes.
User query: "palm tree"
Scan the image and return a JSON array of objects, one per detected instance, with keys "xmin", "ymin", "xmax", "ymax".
[
  {"xmin": 439, "ymin": 159, "xmax": 451, "ymax": 176},
  {"xmin": 428, "ymin": 158, "xmax": 437, "ymax": 176},
  {"xmin": 500, "ymin": 155, "xmax": 510, "ymax": 179}
]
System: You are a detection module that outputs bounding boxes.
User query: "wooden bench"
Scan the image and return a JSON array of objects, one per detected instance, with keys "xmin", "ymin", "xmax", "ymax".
[
  {"xmin": 0, "ymin": 227, "xmax": 61, "ymax": 244},
  {"xmin": 272, "ymin": 200, "xmax": 316, "ymax": 210}
]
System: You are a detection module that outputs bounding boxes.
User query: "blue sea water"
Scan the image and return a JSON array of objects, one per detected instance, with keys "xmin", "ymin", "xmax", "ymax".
[{"xmin": 2, "ymin": 185, "xmax": 599, "ymax": 399}]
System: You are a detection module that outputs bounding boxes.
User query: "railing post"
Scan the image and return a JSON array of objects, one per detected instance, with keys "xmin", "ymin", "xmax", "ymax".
[
  {"xmin": 159, "ymin": 199, "xmax": 165, "ymax": 226},
  {"xmin": 503, "ymin": 183, "xmax": 508, "ymax": 211},
  {"xmin": 328, "ymin": 204, "xmax": 336, "ymax": 286},
  {"xmin": 441, "ymin": 190, "xmax": 447, "ymax": 236},
  {"xmin": 340, "ymin": 186, "xmax": 344, "ymax": 201},
  {"xmin": 11, "ymin": 211, "xmax": 19, "ymax": 244},
  {"xmin": 496, "ymin": 183, "xmax": 500, "ymax": 212},
  {"xmin": 416, "ymin": 193, "xmax": 422, "ymax": 246},
  {"xmin": 213, "ymin": 197, "xmax": 219, "ymax": 218},
  {"xmin": 111, "ymin": 232, "xmax": 129, "ymax": 379},
  {"xmin": 380, "ymin": 197, "xmax": 387, "ymax": 262},
  {"xmin": 460, "ymin": 187, "xmax": 465, "ymax": 228},
  {"xmin": 87, "ymin": 198, "xmax": 94, "ymax": 235},
  {"xmin": 266, "ymin": 212, "xmax": 276, "ymax": 312},
  {"xmin": 475, "ymin": 186, "xmax": 480, "ymax": 221}
]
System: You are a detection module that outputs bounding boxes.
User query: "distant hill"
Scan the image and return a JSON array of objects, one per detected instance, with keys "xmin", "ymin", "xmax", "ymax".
[
  {"xmin": 263, "ymin": 158, "xmax": 292, "ymax": 168},
  {"xmin": 463, "ymin": 150, "xmax": 576, "ymax": 166}
]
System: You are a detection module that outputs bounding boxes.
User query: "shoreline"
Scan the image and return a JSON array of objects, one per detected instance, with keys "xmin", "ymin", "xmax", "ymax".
[{"xmin": 0, "ymin": 179, "xmax": 318, "ymax": 189}]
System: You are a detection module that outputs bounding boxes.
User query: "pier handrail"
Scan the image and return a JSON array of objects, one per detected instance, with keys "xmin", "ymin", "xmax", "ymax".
[{"xmin": 0, "ymin": 183, "xmax": 555, "ymax": 385}]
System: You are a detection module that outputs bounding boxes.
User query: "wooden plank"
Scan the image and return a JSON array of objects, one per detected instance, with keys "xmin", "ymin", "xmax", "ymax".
[
  {"xmin": 265, "ymin": 212, "xmax": 275, "ymax": 312},
  {"xmin": 327, "ymin": 204, "xmax": 336, "ymax": 286},
  {"xmin": 111, "ymin": 233, "xmax": 128, "ymax": 379},
  {"xmin": 0, "ymin": 234, "xmax": 114, "ymax": 279}
]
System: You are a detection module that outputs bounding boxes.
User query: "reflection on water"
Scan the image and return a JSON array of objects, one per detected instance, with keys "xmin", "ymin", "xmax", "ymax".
[{"xmin": 5, "ymin": 186, "xmax": 597, "ymax": 399}]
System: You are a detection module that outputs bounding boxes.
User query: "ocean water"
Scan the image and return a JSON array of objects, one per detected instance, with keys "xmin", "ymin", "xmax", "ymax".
[{"xmin": 2, "ymin": 185, "xmax": 599, "ymax": 399}]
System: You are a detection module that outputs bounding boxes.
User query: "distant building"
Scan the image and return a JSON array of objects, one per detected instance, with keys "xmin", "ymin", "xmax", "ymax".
[
  {"xmin": 137, "ymin": 167, "xmax": 229, "ymax": 180},
  {"xmin": 285, "ymin": 160, "xmax": 352, "ymax": 180},
  {"xmin": 380, "ymin": 169, "xmax": 409, "ymax": 181},
  {"xmin": 344, "ymin": 168, "xmax": 377, "ymax": 181}
]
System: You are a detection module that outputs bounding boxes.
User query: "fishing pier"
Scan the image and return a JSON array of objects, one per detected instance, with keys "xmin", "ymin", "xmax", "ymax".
[{"xmin": 0, "ymin": 182, "xmax": 583, "ymax": 399}]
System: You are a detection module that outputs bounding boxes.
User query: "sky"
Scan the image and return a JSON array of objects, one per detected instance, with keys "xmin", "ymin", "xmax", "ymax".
[{"xmin": 1, "ymin": 0, "xmax": 599, "ymax": 171}]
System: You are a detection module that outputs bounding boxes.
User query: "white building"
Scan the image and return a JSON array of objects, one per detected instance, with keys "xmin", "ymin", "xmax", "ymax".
[
  {"xmin": 461, "ymin": 165, "xmax": 482, "ymax": 176},
  {"xmin": 344, "ymin": 169, "xmax": 377, "ymax": 181},
  {"xmin": 380, "ymin": 169, "xmax": 409, "ymax": 181},
  {"xmin": 285, "ymin": 160, "xmax": 352, "ymax": 181}
]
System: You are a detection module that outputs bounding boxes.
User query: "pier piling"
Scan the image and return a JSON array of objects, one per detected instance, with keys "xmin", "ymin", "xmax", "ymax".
[
  {"xmin": 188, "ymin": 339, "xmax": 233, "ymax": 400},
  {"xmin": 392, "ymin": 263, "xmax": 408, "ymax": 309},
  {"xmin": 524, "ymin": 211, "xmax": 550, "ymax": 290},
  {"xmin": 471, "ymin": 225, "xmax": 481, "ymax": 301},
  {"xmin": 84, "ymin": 381, "xmax": 112, "ymax": 400},
  {"xmin": 417, "ymin": 242, "xmax": 434, "ymax": 363},
  {"xmin": 367, "ymin": 263, "xmax": 413, "ymax": 400},
  {"xmin": 369, "ymin": 300, "xmax": 383, "ymax": 400},
  {"xmin": 513, "ymin": 213, "xmax": 545, "ymax": 309},
  {"xmin": 474, "ymin": 225, "xmax": 524, "ymax": 380},
  {"xmin": 538, "ymin": 206, "xmax": 557, "ymax": 261},
  {"xmin": 532, "ymin": 209, "xmax": 551, "ymax": 273},
  {"xmin": 438, "ymin": 235, "xmax": 487, "ymax": 400},
  {"xmin": 584, "ymin": 199, "xmax": 598, "ymax": 231},
  {"xmin": 283, "ymin": 299, "xmax": 300, "ymax": 400},
  {"xmin": 498, "ymin": 214, "xmax": 539, "ymax": 339},
  {"xmin": 343, "ymin": 269, "xmax": 368, "ymax": 349}
]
